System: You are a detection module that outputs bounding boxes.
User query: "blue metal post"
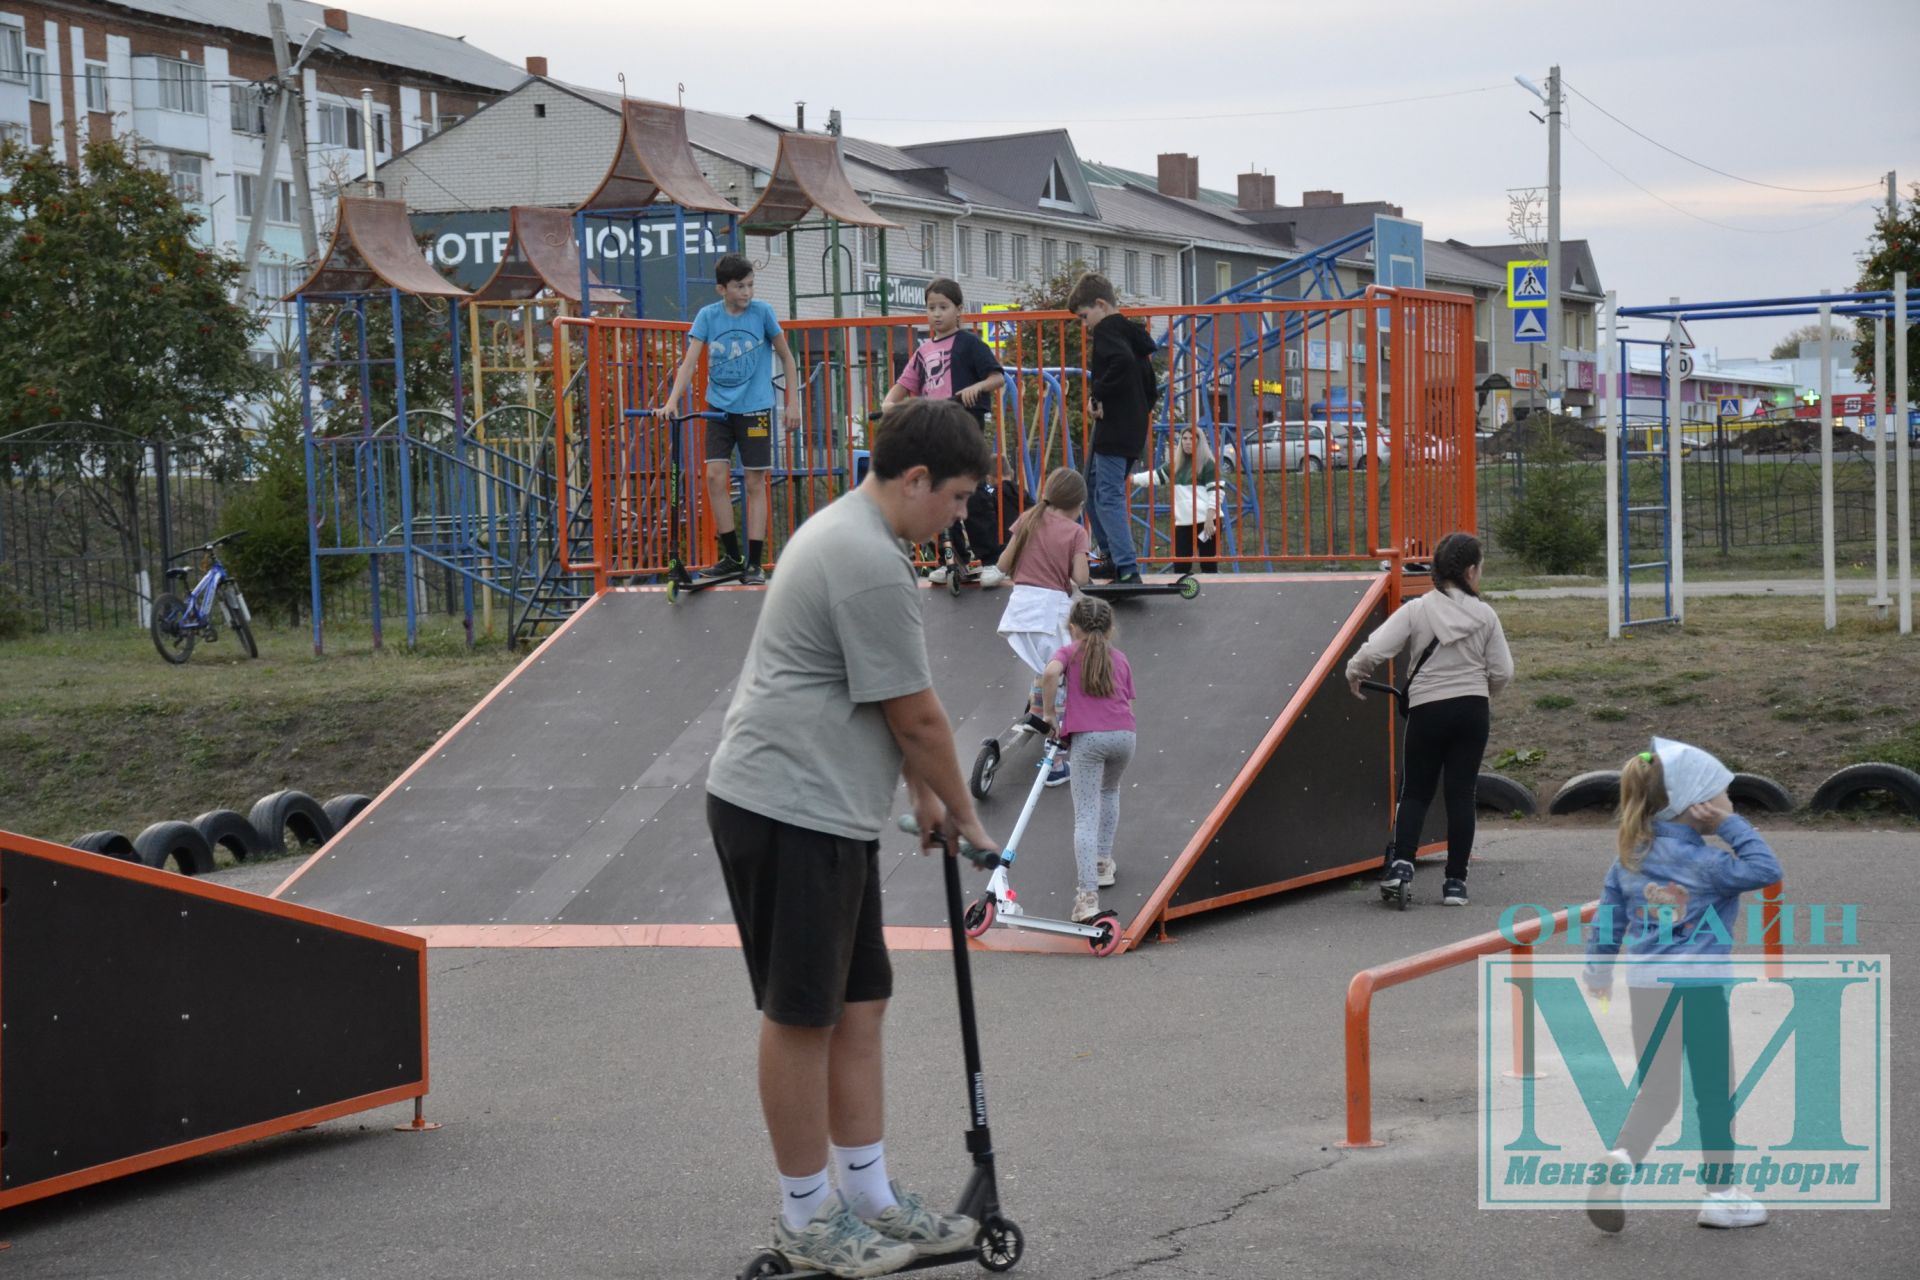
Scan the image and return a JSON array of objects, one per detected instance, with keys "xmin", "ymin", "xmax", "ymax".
[
  {"xmin": 351, "ymin": 297, "xmax": 384, "ymax": 651},
  {"xmin": 299, "ymin": 296, "xmax": 325, "ymax": 656},
  {"xmin": 674, "ymin": 204, "xmax": 689, "ymax": 320},
  {"xmin": 390, "ymin": 288, "xmax": 419, "ymax": 648},
  {"xmin": 450, "ymin": 300, "xmax": 475, "ymax": 648}
]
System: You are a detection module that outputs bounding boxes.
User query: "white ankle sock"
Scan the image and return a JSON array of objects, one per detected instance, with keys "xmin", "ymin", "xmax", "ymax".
[
  {"xmin": 830, "ymin": 1140, "xmax": 896, "ymax": 1218},
  {"xmin": 779, "ymin": 1166, "xmax": 832, "ymax": 1231}
]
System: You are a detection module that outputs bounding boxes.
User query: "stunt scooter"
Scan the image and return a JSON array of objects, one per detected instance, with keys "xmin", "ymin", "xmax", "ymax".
[
  {"xmin": 737, "ymin": 829, "xmax": 1025, "ymax": 1278},
  {"xmin": 1357, "ymin": 678, "xmax": 1413, "ymax": 911},
  {"xmin": 637, "ymin": 408, "xmax": 746, "ymax": 603},
  {"xmin": 1081, "ymin": 574, "xmax": 1201, "ymax": 602},
  {"xmin": 928, "ymin": 720, "xmax": 1123, "ymax": 958}
]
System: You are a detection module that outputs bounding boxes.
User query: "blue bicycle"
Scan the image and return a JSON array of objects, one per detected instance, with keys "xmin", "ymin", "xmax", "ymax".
[{"xmin": 151, "ymin": 531, "xmax": 258, "ymax": 664}]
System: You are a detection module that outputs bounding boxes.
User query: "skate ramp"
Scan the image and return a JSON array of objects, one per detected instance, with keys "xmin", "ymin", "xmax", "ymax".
[{"xmin": 275, "ymin": 576, "xmax": 1400, "ymax": 955}]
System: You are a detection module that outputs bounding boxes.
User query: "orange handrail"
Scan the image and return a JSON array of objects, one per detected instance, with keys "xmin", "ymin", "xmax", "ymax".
[{"xmin": 1341, "ymin": 882, "xmax": 1786, "ymax": 1148}]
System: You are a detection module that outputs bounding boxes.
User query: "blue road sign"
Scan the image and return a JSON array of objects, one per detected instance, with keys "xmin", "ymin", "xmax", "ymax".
[
  {"xmin": 1513, "ymin": 309, "xmax": 1547, "ymax": 343},
  {"xmin": 1508, "ymin": 261, "xmax": 1548, "ymax": 308}
]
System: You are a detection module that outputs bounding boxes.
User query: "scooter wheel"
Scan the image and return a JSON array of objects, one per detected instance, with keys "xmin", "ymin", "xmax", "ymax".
[
  {"xmin": 964, "ymin": 895, "xmax": 996, "ymax": 939},
  {"xmin": 665, "ymin": 578, "xmax": 681, "ymax": 604},
  {"xmin": 1177, "ymin": 574, "xmax": 1200, "ymax": 600},
  {"xmin": 1397, "ymin": 881, "xmax": 1411, "ymax": 912},
  {"xmin": 948, "ymin": 563, "xmax": 964, "ymax": 597},
  {"xmin": 970, "ymin": 741, "xmax": 1000, "ymax": 799},
  {"xmin": 737, "ymin": 1249, "xmax": 791, "ymax": 1278},
  {"xmin": 1089, "ymin": 911, "xmax": 1122, "ymax": 957},
  {"xmin": 977, "ymin": 1214, "xmax": 1024, "ymax": 1272}
]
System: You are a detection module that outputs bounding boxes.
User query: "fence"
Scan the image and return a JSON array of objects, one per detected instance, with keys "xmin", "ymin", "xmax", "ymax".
[{"xmin": 557, "ymin": 291, "xmax": 1481, "ymax": 589}]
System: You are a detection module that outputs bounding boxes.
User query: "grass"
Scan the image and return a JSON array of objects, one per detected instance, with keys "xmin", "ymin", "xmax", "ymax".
[{"xmin": 0, "ymin": 618, "xmax": 520, "ymax": 847}]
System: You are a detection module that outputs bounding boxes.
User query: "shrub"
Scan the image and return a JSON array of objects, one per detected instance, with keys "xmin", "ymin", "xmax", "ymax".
[
  {"xmin": 0, "ymin": 582, "xmax": 40, "ymax": 640},
  {"xmin": 1495, "ymin": 435, "xmax": 1604, "ymax": 573}
]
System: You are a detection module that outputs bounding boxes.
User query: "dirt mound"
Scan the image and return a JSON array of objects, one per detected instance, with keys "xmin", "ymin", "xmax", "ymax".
[
  {"xmin": 1485, "ymin": 415, "xmax": 1605, "ymax": 460},
  {"xmin": 1737, "ymin": 421, "xmax": 1872, "ymax": 454}
]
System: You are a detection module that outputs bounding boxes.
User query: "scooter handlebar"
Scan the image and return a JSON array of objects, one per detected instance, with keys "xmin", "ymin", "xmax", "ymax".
[
  {"xmin": 1357, "ymin": 680, "xmax": 1401, "ymax": 699},
  {"xmin": 896, "ymin": 815, "xmax": 1002, "ymax": 869}
]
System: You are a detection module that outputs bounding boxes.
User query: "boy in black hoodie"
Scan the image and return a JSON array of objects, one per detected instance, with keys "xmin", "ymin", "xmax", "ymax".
[{"xmin": 1067, "ymin": 273, "xmax": 1157, "ymax": 583}]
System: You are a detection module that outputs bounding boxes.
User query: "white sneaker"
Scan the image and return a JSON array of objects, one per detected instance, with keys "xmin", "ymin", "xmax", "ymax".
[
  {"xmin": 773, "ymin": 1194, "xmax": 917, "ymax": 1277},
  {"xmin": 1585, "ymin": 1148, "xmax": 1631, "ymax": 1233},
  {"xmin": 1095, "ymin": 858, "xmax": 1116, "ymax": 888},
  {"xmin": 978, "ymin": 565, "xmax": 1007, "ymax": 589},
  {"xmin": 1697, "ymin": 1189, "xmax": 1768, "ymax": 1229},
  {"xmin": 927, "ymin": 565, "xmax": 951, "ymax": 585},
  {"xmin": 1071, "ymin": 889, "xmax": 1101, "ymax": 923}
]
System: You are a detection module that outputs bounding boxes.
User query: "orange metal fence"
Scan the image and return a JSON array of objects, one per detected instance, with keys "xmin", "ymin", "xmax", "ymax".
[
  {"xmin": 556, "ymin": 291, "xmax": 1477, "ymax": 586},
  {"xmin": 1340, "ymin": 882, "xmax": 1786, "ymax": 1148}
]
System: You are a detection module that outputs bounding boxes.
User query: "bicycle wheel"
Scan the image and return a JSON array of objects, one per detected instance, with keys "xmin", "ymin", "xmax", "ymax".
[
  {"xmin": 223, "ymin": 585, "xmax": 258, "ymax": 659},
  {"xmin": 151, "ymin": 592, "xmax": 195, "ymax": 664}
]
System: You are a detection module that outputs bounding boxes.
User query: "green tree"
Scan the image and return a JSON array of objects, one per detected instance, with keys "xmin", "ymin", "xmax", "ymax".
[
  {"xmin": 0, "ymin": 137, "xmax": 270, "ymax": 577},
  {"xmin": 1852, "ymin": 182, "xmax": 1920, "ymax": 403},
  {"xmin": 1771, "ymin": 322, "xmax": 1852, "ymax": 360},
  {"xmin": 1495, "ymin": 434, "xmax": 1604, "ymax": 573},
  {"xmin": 214, "ymin": 381, "xmax": 362, "ymax": 628}
]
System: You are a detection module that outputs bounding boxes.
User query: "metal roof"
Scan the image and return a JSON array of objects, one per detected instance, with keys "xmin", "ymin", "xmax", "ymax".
[{"xmin": 98, "ymin": 1, "xmax": 526, "ymax": 91}]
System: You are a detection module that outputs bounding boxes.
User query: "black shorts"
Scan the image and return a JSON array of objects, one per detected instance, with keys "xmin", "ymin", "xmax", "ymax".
[
  {"xmin": 704, "ymin": 410, "xmax": 774, "ymax": 469},
  {"xmin": 707, "ymin": 794, "xmax": 893, "ymax": 1027}
]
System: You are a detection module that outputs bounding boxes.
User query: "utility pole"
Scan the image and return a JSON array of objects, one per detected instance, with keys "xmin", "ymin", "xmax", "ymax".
[
  {"xmin": 240, "ymin": 2, "xmax": 324, "ymax": 288},
  {"xmin": 1545, "ymin": 64, "xmax": 1561, "ymax": 411}
]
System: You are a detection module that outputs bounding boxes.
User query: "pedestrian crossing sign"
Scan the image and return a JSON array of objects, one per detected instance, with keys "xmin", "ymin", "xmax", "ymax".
[
  {"xmin": 1512, "ymin": 309, "xmax": 1547, "ymax": 343},
  {"xmin": 1718, "ymin": 396, "xmax": 1742, "ymax": 419},
  {"xmin": 1507, "ymin": 261, "xmax": 1548, "ymax": 308}
]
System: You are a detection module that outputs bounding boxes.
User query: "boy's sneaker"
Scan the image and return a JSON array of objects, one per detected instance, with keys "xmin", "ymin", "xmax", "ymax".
[
  {"xmin": 1442, "ymin": 877, "xmax": 1469, "ymax": 905},
  {"xmin": 927, "ymin": 565, "xmax": 952, "ymax": 584},
  {"xmin": 1044, "ymin": 758, "xmax": 1071, "ymax": 788},
  {"xmin": 1096, "ymin": 857, "xmax": 1117, "ymax": 888},
  {"xmin": 1697, "ymin": 1188, "xmax": 1768, "ymax": 1229},
  {"xmin": 860, "ymin": 1182, "xmax": 978, "ymax": 1257},
  {"xmin": 1071, "ymin": 889, "xmax": 1101, "ymax": 923},
  {"xmin": 742, "ymin": 564, "xmax": 767, "ymax": 586},
  {"xmin": 978, "ymin": 565, "xmax": 1008, "ymax": 589},
  {"xmin": 1113, "ymin": 572, "xmax": 1144, "ymax": 586},
  {"xmin": 1379, "ymin": 859, "xmax": 1414, "ymax": 890},
  {"xmin": 697, "ymin": 555, "xmax": 745, "ymax": 582},
  {"xmin": 1586, "ymin": 1148, "xmax": 1632, "ymax": 1233},
  {"xmin": 773, "ymin": 1195, "xmax": 916, "ymax": 1278}
]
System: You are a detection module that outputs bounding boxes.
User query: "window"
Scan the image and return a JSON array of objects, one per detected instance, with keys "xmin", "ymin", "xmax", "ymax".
[
  {"xmin": 1095, "ymin": 245, "xmax": 1110, "ymax": 274},
  {"xmin": 168, "ymin": 153, "xmax": 204, "ymax": 203},
  {"xmin": 234, "ymin": 172, "xmax": 255, "ymax": 219},
  {"xmin": 1064, "ymin": 241, "xmax": 1081, "ymax": 267},
  {"xmin": 1124, "ymin": 250, "xmax": 1140, "ymax": 294},
  {"xmin": 1215, "ymin": 261, "xmax": 1231, "ymax": 293},
  {"xmin": 157, "ymin": 58, "xmax": 207, "ymax": 115},
  {"xmin": 956, "ymin": 226, "xmax": 971, "ymax": 276},
  {"xmin": 860, "ymin": 225, "xmax": 881, "ymax": 266},
  {"xmin": 918, "ymin": 222, "xmax": 936, "ymax": 272},
  {"xmin": 983, "ymin": 230, "xmax": 1002, "ymax": 279},
  {"xmin": 0, "ymin": 122, "xmax": 24, "ymax": 146},
  {"xmin": 84, "ymin": 62, "xmax": 109, "ymax": 113},
  {"xmin": 0, "ymin": 25, "xmax": 24, "ymax": 86},
  {"xmin": 436, "ymin": 113, "xmax": 464, "ymax": 132},
  {"xmin": 230, "ymin": 85, "xmax": 268, "ymax": 135},
  {"xmin": 270, "ymin": 178, "xmax": 296, "ymax": 223},
  {"xmin": 1010, "ymin": 234, "xmax": 1028, "ymax": 281},
  {"xmin": 317, "ymin": 102, "xmax": 388, "ymax": 153},
  {"xmin": 251, "ymin": 260, "xmax": 299, "ymax": 307},
  {"xmin": 1039, "ymin": 158, "xmax": 1075, "ymax": 210},
  {"xmin": 1041, "ymin": 239, "xmax": 1057, "ymax": 277},
  {"xmin": 1151, "ymin": 254, "xmax": 1166, "ymax": 298},
  {"xmin": 26, "ymin": 48, "xmax": 47, "ymax": 102}
]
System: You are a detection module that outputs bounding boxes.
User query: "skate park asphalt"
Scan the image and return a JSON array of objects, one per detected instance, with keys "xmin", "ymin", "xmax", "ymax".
[{"xmin": 2, "ymin": 825, "xmax": 1913, "ymax": 1279}]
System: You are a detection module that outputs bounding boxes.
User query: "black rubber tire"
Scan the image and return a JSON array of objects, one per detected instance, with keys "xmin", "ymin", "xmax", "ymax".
[
  {"xmin": 192, "ymin": 808, "xmax": 269, "ymax": 861},
  {"xmin": 70, "ymin": 830, "xmax": 138, "ymax": 862},
  {"xmin": 1548, "ymin": 769, "xmax": 1623, "ymax": 815},
  {"xmin": 737, "ymin": 1252, "xmax": 791, "ymax": 1279},
  {"xmin": 133, "ymin": 820, "xmax": 216, "ymax": 876},
  {"xmin": 1727, "ymin": 772, "xmax": 1797, "ymax": 815},
  {"xmin": 248, "ymin": 789, "xmax": 337, "ymax": 854},
  {"xmin": 970, "ymin": 741, "xmax": 1000, "ymax": 800},
  {"xmin": 150, "ymin": 591, "xmax": 194, "ymax": 664},
  {"xmin": 963, "ymin": 896, "xmax": 996, "ymax": 939},
  {"xmin": 1475, "ymin": 771, "xmax": 1538, "ymax": 816},
  {"xmin": 978, "ymin": 1215, "xmax": 1025, "ymax": 1272},
  {"xmin": 1808, "ymin": 762, "xmax": 1920, "ymax": 818},
  {"xmin": 221, "ymin": 585, "xmax": 259, "ymax": 659},
  {"xmin": 322, "ymin": 793, "xmax": 374, "ymax": 832}
]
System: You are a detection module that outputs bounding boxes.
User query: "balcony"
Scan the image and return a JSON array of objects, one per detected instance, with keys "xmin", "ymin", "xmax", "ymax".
[{"xmin": 128, "ymin": 55, "xmax": 211, "ymax": 155}]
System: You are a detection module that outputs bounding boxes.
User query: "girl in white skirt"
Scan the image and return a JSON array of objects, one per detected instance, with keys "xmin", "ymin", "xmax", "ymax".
[{"xmin": 994, "ymin": 467, "xmax": 1091, "ymax": 786}]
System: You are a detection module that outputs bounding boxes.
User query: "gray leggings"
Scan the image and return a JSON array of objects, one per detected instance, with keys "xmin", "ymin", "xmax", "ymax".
[{"xmin": 1068, "ymin": 730, "xmax": 1135, "ymax": 892}]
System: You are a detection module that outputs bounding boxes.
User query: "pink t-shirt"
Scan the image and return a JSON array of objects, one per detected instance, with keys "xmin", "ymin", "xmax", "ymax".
[
  {"xmin": 1009, "ymin": 510, "xmax": 1089, "ymax": 592},
  {"xmin": 1053, "ymin": 641, "xmax": 1136, "ymax": 735},
  {"xmin": 897, "ymin": 333, "xmax": 957, "ymax": 400}
]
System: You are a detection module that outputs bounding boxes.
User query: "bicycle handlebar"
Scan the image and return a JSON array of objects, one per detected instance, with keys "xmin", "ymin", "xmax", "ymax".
[
  {"xmin": 167, "ymin": 530, "xmax": 248, "ymax": 562},
  {"xmin": 895, "ymin": 815, "xmax": 1002, "ymax": 869}
]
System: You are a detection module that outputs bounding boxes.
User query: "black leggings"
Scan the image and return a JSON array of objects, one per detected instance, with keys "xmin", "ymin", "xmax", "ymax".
[
  {"xmin": 1169, "ymin": 524, "xmax": 1219, "ymax": 575},
  {"xmin": 1392, "ymin": 694, "xmax": 1490, "ymax": 880}
]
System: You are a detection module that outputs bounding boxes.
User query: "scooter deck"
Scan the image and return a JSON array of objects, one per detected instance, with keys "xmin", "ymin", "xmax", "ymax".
[
  {"xmin": 665, "ymin": 569, "xmax": 747, "ymax": 602},
  {"xmin": 1081, "ymin": 575, "xmax": 1200, "ymax": 601}
]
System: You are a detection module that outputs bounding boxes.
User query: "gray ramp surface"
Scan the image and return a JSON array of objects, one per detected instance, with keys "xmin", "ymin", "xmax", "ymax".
[{"xmin": 279, "ymin": 577, "xmax": 1385, "ymax": 938}]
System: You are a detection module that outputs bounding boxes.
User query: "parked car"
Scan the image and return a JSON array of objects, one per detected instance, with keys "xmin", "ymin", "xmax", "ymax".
[{"xmin": 1223, "ymin": 420, "xmax": 1379, "ymax": 472}]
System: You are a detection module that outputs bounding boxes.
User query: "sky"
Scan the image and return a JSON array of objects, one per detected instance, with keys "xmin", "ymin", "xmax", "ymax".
[{"xmin": 372, "ymin": 0, "xmax": 1918, "ymax": 357}]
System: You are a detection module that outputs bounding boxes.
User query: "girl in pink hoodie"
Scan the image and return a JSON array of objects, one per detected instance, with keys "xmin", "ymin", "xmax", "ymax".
[{"xmin": 1346, "ymin": 532, "xmax": 1513, "ymax": 905}]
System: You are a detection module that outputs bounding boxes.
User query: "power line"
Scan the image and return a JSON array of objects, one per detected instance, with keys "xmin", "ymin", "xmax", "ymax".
[
  {"xmin": 1563, "ymin": 80, "xmax": 1881, "ymax": 194},
  {"xmin": 854, "ymin": 83, "xmax": 1509, "ymax": 126},
  {"xmin": 1563, "ymin": 123, "xmax": 1878, "ymax": 235}
]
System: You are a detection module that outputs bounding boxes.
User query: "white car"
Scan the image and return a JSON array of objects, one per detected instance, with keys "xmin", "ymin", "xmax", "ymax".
[{"xmin": 1222, "ymin": 420, "xmax": 1378, "ymax": 472}]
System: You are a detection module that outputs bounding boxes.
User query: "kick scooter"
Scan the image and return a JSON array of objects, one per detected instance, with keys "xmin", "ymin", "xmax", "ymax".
[
  {"xmin": 919, "ymin": 723, "xmax": 1124, "ymax": 958},
  {"xmin": 640, "ymin": 408, "xmax": 745, "ymax": 603},
  {"xmin": 1081, "ymin": 574, "xmax": 1201, "ymax": 601},
  {"xmin": 736, "ymin": 830, "xmax": 1025, "ymax": 1278},
  {"xmin": 1358, "ymin": 678, "xmax": 1413, "ymax": 910}
]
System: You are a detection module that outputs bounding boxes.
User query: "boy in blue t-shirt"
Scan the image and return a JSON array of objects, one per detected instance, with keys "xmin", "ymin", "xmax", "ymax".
[{"xmin": 660, "ymin": 255, "xmax": 803, "ymax": 584}]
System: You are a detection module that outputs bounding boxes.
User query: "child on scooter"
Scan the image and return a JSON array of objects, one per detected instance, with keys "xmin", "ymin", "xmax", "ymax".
[
  {"xmin": 996, "ymin": 467, "xmax": 1091, "ymax": 787},
  {"xmin": 1039, "ymin": 596, "xmax": 1135, "ymax": 923}
]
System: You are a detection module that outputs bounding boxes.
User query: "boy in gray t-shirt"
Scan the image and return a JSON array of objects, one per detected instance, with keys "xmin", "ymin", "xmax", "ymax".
[{"xmin": 705, "ymin": 398, "xmax": 998, "ymax": 1275}]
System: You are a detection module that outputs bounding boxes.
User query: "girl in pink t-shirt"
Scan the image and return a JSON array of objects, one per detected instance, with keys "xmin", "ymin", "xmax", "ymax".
[
  {"xmin": 994, "ymin": 468, "xmax": 1091, "ymax": 784},
  {"xmin": 1040, "ymin": 596, "xmax": 1137, "ymax": 922}
]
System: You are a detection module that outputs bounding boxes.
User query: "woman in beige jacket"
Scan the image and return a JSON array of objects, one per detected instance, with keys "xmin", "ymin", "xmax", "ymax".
[{"xmin": 1346, "ymin": 532, "xmax": 1513, "ymax": 905}]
